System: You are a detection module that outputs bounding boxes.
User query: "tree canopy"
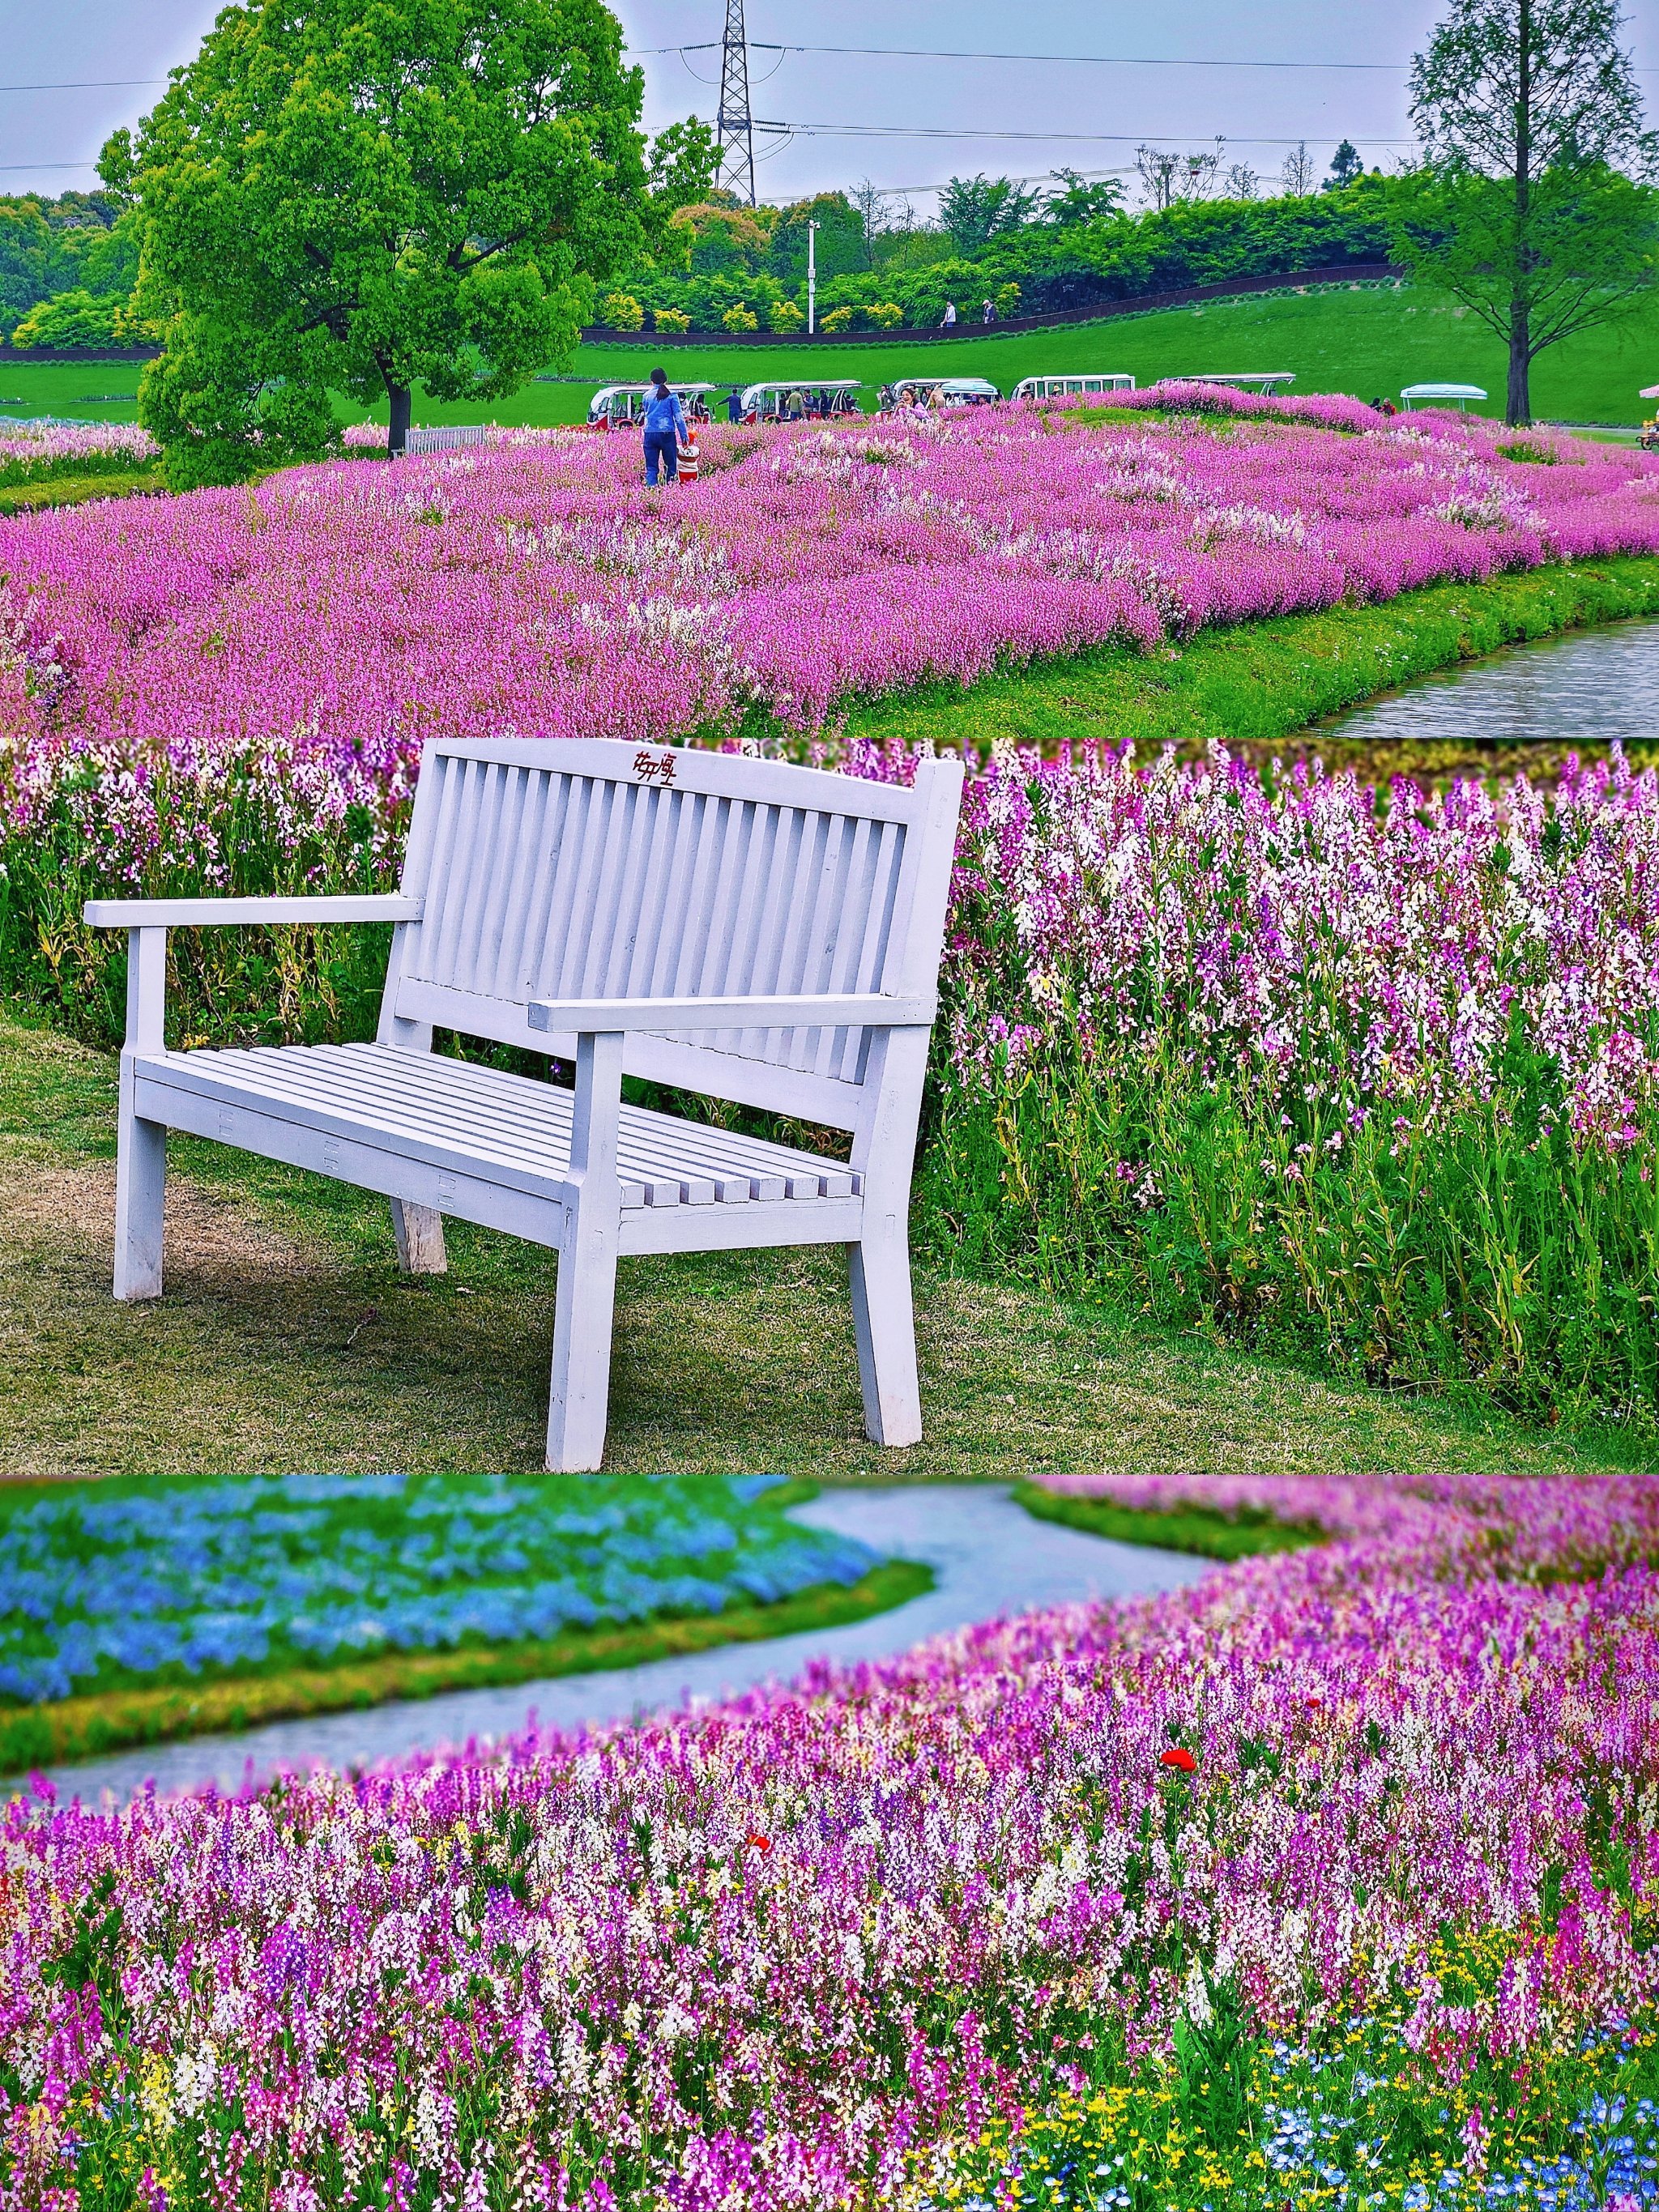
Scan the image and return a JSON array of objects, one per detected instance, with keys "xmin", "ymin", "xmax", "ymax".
[
  {"xmin": 109, "ymin": 0, "xmax": 649, "ymax": 482},
  {"xmin": 1398, "ymin": 0, "xmax": 1657, "ymax": 423}
]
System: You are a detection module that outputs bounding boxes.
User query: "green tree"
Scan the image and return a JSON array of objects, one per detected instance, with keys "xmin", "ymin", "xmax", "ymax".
[
  {"xmin": 1324, "ymin": 140, "xmax": 1363, "ymax": 190},
  {"xmin": 766, "ymin": 192, "xmax": 865, "ymax": 283},
  {"xmin": 1400, "ymin": 0, "xmax": 1657, "ymax": 424},
  {"xmin": 1043, "ymin": 169, "xmax": 1126, "ymax": 228},
  {"xmin": 648, "ymin": 116, "xmax": 721, "ymax": 211},
  {"xmin": 937, "ymin": 174, "xmax": 1042, "ymax": 254},
  {"xmin": 106, "ymin": 0, "xmax": 648, "ymax": 482}
]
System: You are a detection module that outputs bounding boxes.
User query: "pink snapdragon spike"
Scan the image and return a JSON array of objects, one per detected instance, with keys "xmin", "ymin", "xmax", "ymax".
[
  {"xmin": 932, "ymin": 735, "xmax": 1659, "ymax": 1153},
  {"xmin": 3, "ymin": 1473, "xmax": 1657, "ymax": 2210}
]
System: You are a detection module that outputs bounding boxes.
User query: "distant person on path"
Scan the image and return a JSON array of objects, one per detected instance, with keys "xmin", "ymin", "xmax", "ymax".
[
  {"xmin": 941, "ymin": 300, "xmax": 957, "ymax": 327},
  {"xmin": 726, "ymin": 385, "xmax": 744, "ymax": 423},
  {"xmin": 642, "ymin": 367, "xmax": 686, "ymax": 485},
  {"xmin": 982, "ymin": 299, "xmax": 996, "ymax": 324}
]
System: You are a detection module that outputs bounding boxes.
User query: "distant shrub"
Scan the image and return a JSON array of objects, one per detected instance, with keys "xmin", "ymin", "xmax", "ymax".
[
  {"xmin": 867, "ymin": 302, "xmax": 905, "ymax": 329},
  {"xmin": 11, "ymin": 288, "xmax": 125, "ymax": 350},
  {"xmin": 722, "ymin": 303, "xmax": 760, "ymax": 332},
  {"xmin": 819, "ymin": 305, "xmax": 856, "ymax": 334},
  {"xmin": 599, "ymin": 292, "xmax": 644, "ymax": 330},
  {"xmin": 653, "ymin": 309, "xmax": 692, "ymax": 334},
  {"xmin": 768, "ymin": 299, "xmax": 805, "ymax": 333},
  {"xmin": 995, "ymin": 282, "xmax": 1022, "ymax": 318}
]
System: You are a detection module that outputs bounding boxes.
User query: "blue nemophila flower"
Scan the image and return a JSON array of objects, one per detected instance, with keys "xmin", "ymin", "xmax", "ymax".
[{"xmin": 0, "ymin": 1471, "xmax": 880, "ymax": 1702}]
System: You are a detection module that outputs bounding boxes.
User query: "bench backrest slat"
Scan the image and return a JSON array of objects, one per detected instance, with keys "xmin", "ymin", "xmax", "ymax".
[{"xmin": 390, "ymin": 739, "xmax": 962, "ymax": 1130}]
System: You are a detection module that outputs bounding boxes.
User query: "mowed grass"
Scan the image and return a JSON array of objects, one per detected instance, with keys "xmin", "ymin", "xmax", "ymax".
[
  {"xmin": 8, "ymin": 279, "xmax": 1659, "ymax": 434},
  {"xmin": 1, "ymin": 1006, "xmax": 1647, "ymax": 1484}
]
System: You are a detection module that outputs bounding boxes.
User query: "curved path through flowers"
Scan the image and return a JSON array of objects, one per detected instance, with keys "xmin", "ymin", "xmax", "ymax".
[{"xmin": 44, "ymin": 1484, "xmax": 1213, "ymax": 1805}]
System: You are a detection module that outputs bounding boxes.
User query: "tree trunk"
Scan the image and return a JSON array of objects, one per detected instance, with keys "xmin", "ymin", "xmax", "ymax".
[
  {"xmin": 1508, "ymin": 0, "xmax": 1533, "ymax": 427},
  {"xmin": 386, "ymin": 381, "xmax": 412, "ymax": 458},
  {"xmin": 1506, "ymin": 306, "xmax": 1531, "ymax": 427}
]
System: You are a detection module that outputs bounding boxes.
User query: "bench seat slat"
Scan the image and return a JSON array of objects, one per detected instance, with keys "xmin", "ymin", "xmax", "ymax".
[{"xmin": 134, "ymin": 1045, "xmax": 859, "ymax": 1213}]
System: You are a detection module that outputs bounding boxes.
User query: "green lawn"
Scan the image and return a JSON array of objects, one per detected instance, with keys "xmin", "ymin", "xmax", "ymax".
[
  {"xmin": 2, "ymin": 1005, "xmax": 1647, "ymax": 1485},
  {"xmin": 8, "ymin": 279, "xmax": 1659, "ymax": 432}
]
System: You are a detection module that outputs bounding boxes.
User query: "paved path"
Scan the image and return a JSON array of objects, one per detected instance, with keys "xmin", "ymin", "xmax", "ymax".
[{"xmin": 45, "ymin": 1485, "xmax": 1213, "ymax": 1806}]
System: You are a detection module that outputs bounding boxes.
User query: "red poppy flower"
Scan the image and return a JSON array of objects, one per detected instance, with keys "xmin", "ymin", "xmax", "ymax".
[
  {"xmin": 1160, "ymin": 1747, "xmax": 1197, "ymax": 1773},
  {"xmin": 746, "ymin": 1832, "xmax": 773, "ymax": 1853}
]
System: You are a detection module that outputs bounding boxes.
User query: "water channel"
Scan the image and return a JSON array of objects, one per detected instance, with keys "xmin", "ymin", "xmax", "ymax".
[{"xmin": 1321, "ymin": 613, "xmax": 1659, "ymax": 748}]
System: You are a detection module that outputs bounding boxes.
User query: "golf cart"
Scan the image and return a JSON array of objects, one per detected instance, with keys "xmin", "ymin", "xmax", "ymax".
[
  {"xmin": 740, "ymin": 379, "xmax": 864, "ymax": 423},
  {"xmin": 587, "ymin": 382, "xmax": 717, "ymax": 430},
  {"xmin": 1177, "ymin": 373, "xmax": 1294, "ymax": 395},
  {"xmin": 1009, "ymin": 373, "xmax": 1136, "ymax": 401},
  {"xmin": 890, "ymin": 376, "xmax": 1001, "ymax": 408},
  {"xmin": 1399, "ymin": 383, "xmax": 1487, "ymax": 413}
]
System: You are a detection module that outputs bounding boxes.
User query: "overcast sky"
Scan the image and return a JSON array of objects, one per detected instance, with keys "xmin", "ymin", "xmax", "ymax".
[{"xmin": 5, "ymin": 0, "xmax": 1659, "ymax": 212}]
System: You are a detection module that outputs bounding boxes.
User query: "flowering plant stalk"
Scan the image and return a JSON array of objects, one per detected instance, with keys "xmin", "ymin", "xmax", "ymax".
[{"xmin": 921, "ymin": 736, "xmax": 1659, "ymax": 1420}]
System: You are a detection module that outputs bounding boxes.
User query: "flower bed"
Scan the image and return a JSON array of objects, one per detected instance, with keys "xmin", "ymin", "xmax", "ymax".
[
  {"xmin": 6, "ymin": 400, "xmax": 1659, "ymax": 820},
  {"xmin": 924, "ymin": 735, "xmax": 1659, "ymax": 1417},
  {"xmin": 3, "ymin": 1473, "xmax": 1656, "ymax": 2211},
  {"xmin": 0, "ymin": 1472, "xmax": 879, "ymax": 1705},
  {"xmin": 0, "ymin": 420, "xmax": 157, "ymax": 488}
]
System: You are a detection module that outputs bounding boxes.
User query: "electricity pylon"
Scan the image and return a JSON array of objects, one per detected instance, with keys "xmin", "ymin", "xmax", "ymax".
[{"xmin": 714, "ymin": 0, "xmax": 758, "ymax": 206}]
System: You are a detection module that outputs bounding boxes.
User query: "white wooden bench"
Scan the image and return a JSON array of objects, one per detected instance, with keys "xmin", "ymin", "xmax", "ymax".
[
  {"xmin": 398, "ymin": 425, "xmax": 490, "ymax": 455},
  {"xmin": 87, "ymin": 739, "xmax": 965, "ymax": 1471}
]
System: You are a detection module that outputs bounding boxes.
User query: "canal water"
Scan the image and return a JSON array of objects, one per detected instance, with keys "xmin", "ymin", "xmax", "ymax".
[{"xmin": 1323, "ymin": 616, "xmax": 1659, "ymax": 748}]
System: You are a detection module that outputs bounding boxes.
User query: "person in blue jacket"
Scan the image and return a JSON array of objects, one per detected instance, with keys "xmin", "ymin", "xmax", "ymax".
[{"xmin": 642, "ymin": 367, "xmax": 687, "ymax": 485}]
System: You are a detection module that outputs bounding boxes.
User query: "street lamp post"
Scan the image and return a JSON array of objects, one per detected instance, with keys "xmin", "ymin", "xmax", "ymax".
[{"xmin": 808, "ymin": 219, "xmax": 819, "ymax": 335}]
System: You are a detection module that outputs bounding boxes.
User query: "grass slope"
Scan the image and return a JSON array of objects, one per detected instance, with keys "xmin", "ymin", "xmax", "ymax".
[
  {"xmin": 7, "ymin": 281, "xmax": 1659, "ymax": 433},
  {"xmin": 2, "ymin": 1007, "xmax": 1648, "ymax": 1482},
  {"xmin": 0, "ymin": 1556, "xmax": 931, "ymax": 1774},
  {"xmin": 0, "ymin": 466, "xmax": 162, "ymax": 515},
  {"xmin": 844, "ymin": 553, "xmax": 1659, "ymax": 778},
  {"xmin": 1015, "ymin": 1482, "xmax": 1321, "ymax": 1561}
]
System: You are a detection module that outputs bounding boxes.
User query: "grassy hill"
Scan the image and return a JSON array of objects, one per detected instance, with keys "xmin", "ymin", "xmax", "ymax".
[{"xmin": 4, "ymin": 280, "xmax": 1658, "ymax": 431}]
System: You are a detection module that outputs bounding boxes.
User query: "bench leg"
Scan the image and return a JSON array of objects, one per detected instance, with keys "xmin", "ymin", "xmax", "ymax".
[
  {"xmin": 850, "ymin": 1225, "xmax": 923, "ymax": 1448},
  {"xmin": 545, "ymin": 1225, "xmax": 619, "ymax": 1473},
  {"xmin": 390, "ymin": 1200, "xmax": 447, "ymax": 1276},
  {"xmin": 113, "ymin": 1059, "xmax": 166, "ymax": 1302}
]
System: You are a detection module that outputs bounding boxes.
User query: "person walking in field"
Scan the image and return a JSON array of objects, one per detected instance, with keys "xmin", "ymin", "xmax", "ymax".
[{"xmin": 642, "ymin": 367, "xmax": 687, "ymax": 485}]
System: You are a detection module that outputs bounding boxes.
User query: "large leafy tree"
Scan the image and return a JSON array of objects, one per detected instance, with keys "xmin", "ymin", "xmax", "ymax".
[
  {"xmin": 1398, "ymin": 0, "xmax": 1657, "ymax": 424},
  {"xmin": 937, "ymin": 175, "xmax": 1042, "ymax": 255},
  {"xmin": 104, "ymin": 0, "xmax": 648, "ymax": 482}
]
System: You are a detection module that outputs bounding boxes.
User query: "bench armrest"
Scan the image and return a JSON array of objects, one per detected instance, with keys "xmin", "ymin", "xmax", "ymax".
[
  {"xmin": 527, "ymin": 991, "xmax": 936, "ymax": 1035},
  {"xmin": 83, "ymin": 896, "xmax": 422, "ymax": 929}
]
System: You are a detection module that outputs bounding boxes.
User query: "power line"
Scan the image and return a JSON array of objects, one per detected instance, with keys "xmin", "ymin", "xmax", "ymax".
[
  {"xmin": 659, "ymin": 42, "xmax": 1409, "ymax": 70},
  {"xmin": 0, "ymin": 80, "xmax": 164, "ymax": 92},
  {"xmin": 779, "ymin": 124, "xmax": 1414, "ymax": 147}
]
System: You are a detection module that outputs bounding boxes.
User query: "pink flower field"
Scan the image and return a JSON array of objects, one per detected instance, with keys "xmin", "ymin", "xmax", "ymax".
[
  {"xmin": 6, "ymin": 394, "xmax": 1659, "ymax": 802},
  {"xmin": 4, "ymin": 1475, "xmax": 1657, "ymax": 2211}
]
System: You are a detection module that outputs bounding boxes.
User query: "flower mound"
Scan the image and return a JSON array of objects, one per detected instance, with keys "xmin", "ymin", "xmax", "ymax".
[
  {"xmin": 6, "ymin": 403, "xmax": 1659, "ymax": 824},
  {"xmin": 3, "ymin": 1474, "xmax": 1657, "ymax": 2210}
]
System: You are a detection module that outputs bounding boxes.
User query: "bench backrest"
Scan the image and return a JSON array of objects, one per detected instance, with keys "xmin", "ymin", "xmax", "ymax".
[{"xmin": 386, "ymin": 739, "xmax": 964, "ymax": 1131}]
